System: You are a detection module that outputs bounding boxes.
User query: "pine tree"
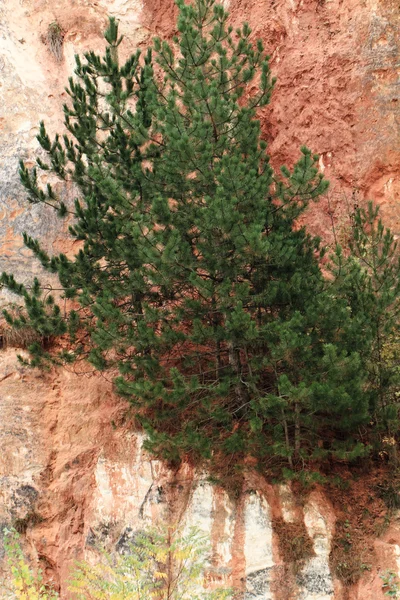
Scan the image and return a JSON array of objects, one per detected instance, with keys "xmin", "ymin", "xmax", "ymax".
[
  {"xmin": 1, "ymin": 0, "xmax": 373, "ymax": 471},
  {"xmin": 331, "ymin": 202, "xmax": 400, "ymax": 458}
]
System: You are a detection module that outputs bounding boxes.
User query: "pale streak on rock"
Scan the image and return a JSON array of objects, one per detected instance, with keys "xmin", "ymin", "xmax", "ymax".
[
  {"xmin": 214, "ymin": 490, "xmax": 235, "ymax": 567},
  {"xmin": 183, "ymin": 481, "xmax": 214, "ymax": 534},
  {"xmin": 91, "ymin": 433, "xmax": 160, "ymax": 528},
  {"xmin": 278, "ymin": 483, "xmax": 296, "ymax": 523},
  {"xmin": 243, "ymin": 492, "xmax": 274, "ymax": 600},
  {"xmin": 298, "ymin": 493, "xmax": 334, "ymax": 600},
  {"xmin": 97, "ymin": 0, "xmax": 143, "ymax": 20},
  {"xmin": 393, "ymin": 543, "xmax": 400, "ymax": 578},
  {"xmin": 178, "ymin": 481, "xmax": 215, "ymax": 597}
]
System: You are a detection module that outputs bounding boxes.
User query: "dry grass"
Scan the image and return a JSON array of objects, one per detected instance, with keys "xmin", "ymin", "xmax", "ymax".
[
  {"xmin": 329, "ymin": 518, "xmax": 372, "ymax": 587},
  {"xmin": 46, "ymin": 21, "xmax": 64, "ymax": 61},
  {"xmin": 273, "ymin": 518, "xmax": 314, "ymax": 568},
  {"xmin": 0, "ymin": 324, "xmax": 40, "ymax": 349}
]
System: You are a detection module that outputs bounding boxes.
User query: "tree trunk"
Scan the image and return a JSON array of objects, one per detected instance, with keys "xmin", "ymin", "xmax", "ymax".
[
  {"xmin": 281, "ymin": 407, "xmax": 293, "ymax": 469},
  {"xmin": 294, "ymin": 400, "xmax": 301, "ymax": 459},
  {"xmin": 228, "ymin": 340, "xmax": 249, "ymax": 412}
]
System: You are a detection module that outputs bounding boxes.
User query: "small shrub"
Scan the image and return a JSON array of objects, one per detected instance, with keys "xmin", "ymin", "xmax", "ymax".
[
  {"xmin": 376, "ymin": 479, "xmax": 400, "ymax": 511},
  {"xmin": 70, "ymin": 525, "xmax": 231, "ymax": 600},
  {"xmin": 374, "ymin": 512, "xmax": 391, "ymax": 538},
  {"xmin": 2, "ymin": 528, "xmax": 58, "ymax": 599},
  {"xmin": 46, "ymin": 22, "xmax": 64, "ymax": 61}
]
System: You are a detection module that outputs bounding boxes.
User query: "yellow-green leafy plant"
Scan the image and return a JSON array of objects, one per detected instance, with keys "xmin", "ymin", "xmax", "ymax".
[
  {"xmin": 69, "ymin": 526, "xmax": 231, "ymax": 600},
  {"xmin": 2, "ymin": 526, "xmax": 231, "ymax": 600},
  {"xmin": 2, "ymin": 528, "xmax": 58, "ymax": 599}
]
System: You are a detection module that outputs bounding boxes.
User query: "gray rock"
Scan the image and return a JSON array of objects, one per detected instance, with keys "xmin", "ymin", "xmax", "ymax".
[{"xmin": 244, "ymin": 567, "xmax": 273, "ymax": 600}]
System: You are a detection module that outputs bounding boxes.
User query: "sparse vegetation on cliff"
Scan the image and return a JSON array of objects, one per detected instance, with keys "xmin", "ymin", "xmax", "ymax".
[
  {"xmin": 381, "ymin": 570, "xmax": 400, "ymax": 598},
  {"xmin": 3, "ymin": 526, "xmax": 231, "ymax": 600},
  {"xmin": 3, "ymin": 529, "xmax": 58, "ymax": 599},
  {"xmin": 2, "ymin": 0, "xmax": 400, "ymax": 477}
]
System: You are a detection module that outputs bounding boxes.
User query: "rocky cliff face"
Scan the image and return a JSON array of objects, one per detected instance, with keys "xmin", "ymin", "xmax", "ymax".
[{"xmin": 1, "ymin": 0, "xmax": 400, "ymax": 598}]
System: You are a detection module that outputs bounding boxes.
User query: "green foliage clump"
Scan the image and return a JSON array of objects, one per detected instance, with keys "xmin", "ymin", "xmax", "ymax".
[
  {"xmin": 331, "ymin": 201, "xmax": 400, "ymax": 459},
  {"xmin": 3, "ymin": 0, "xmax": 400, "ymax": 473},
  {"xmin": 381, "ymin": 570, "xmax": 400, "ymax": 598}
]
